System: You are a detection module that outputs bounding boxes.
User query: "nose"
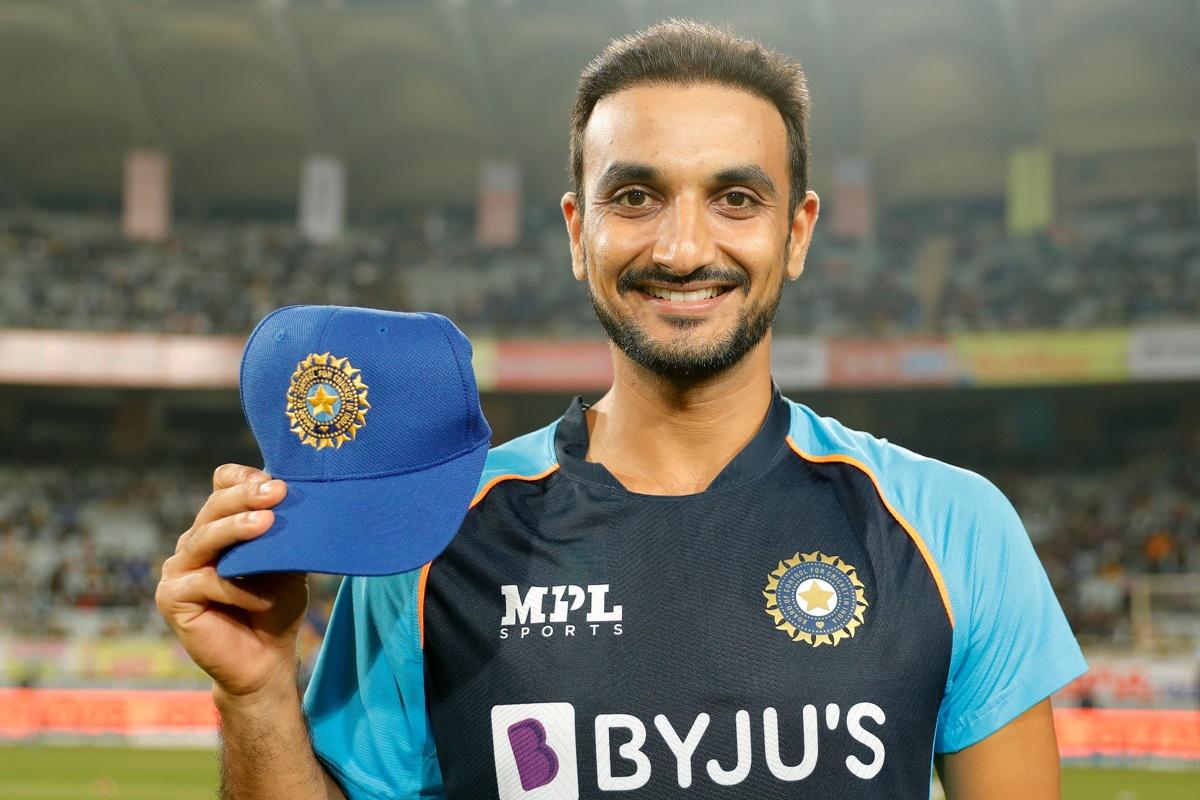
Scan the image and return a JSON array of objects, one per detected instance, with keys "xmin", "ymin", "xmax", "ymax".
[{"xmin": 651, "ymin": 194, "xmax": 718, "ymax": 276}]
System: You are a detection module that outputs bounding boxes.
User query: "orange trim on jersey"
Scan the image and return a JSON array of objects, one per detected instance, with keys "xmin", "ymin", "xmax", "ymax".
[
  {"xmin": 419, "ymin": 463, "xmax": 561, "ymax": 649},
  {"xmin": 785, "ymin": 437, "xmax": 955, "ymax": 629},
  {"xmin": 469, "ymin": 465, "xmax": 561, "ymax": 509},
  {"xmin": 417, "ymin": 561, "xmax": 432, "ymax": 649}
]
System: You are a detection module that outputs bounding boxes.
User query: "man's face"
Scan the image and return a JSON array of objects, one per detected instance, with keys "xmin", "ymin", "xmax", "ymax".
[{"xmin": 563, "ymin": 83, "xmax": 818, "ymax": 380}]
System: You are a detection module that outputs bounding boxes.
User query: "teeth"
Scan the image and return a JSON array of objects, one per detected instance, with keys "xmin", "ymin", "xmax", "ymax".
[{"xmin": 646, "ymin": 286, "xmax": 723, "ymax": 302}]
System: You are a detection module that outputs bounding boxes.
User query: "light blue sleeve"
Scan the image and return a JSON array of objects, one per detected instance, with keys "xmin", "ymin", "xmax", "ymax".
[
  {"xmin": 932, "ymin": 475, "xmax": 1088, "ymax": 752},
  {"xmin": 303, "ymin": 572, "xmax": 444, "ymax": 799}
]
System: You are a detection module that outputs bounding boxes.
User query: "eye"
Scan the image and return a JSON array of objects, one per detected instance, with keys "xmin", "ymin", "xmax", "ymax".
[
  {"xmin": 620, "ymin": 190, "xmax": 648, "ymax": 207},
  {"xmin": 724, "ymin": 191, "xmax": 751, "ymax": 207}
]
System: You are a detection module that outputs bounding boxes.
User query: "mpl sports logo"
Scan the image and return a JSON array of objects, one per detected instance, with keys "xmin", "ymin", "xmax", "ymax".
[
  {"xmin": 499, "ymin": 584, "xmax": 623, "ymax": 639},
  {"xmin": 490, "ymin": 701, "xmax": 887, "ymax": 798}
]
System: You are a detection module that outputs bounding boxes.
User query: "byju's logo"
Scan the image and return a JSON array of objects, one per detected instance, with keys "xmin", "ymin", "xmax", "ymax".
[
  {"xmin": 493, "ymin": 703, "xmax": 886, "ymax": 794},
  {"xmin": 499, "ymin": 584, "xmax": 623, "ymax": 639},
  {"xmin": 491, "ymin": 703, "xmax": 579, "ymax": 799}
]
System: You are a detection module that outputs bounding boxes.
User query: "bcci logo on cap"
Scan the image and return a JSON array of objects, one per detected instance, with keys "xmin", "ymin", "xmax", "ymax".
[
  {"xmin": 763, "ymin": 551, "xmax": 868, "ymax": 647},
  {"xmin": 285, "ymin": 352, "xmax": 370, "ymax": 449}
]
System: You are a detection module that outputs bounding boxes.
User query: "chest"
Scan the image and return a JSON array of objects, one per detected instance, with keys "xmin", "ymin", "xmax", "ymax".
[{"xmin": 423, "ymin": 468, "xmax": 952, "ymax": 798}]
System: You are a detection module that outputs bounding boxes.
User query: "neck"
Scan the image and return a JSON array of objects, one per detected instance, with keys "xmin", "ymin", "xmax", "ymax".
[{"xmin": 584, "ymin": 334, "xmax": 775, "ymax": 495}]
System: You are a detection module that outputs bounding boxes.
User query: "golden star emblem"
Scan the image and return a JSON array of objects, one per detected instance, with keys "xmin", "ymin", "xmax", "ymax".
[
  {"xmin": 307, "ymin": 385, "xmax": 338, "ymax": 417},
  {"xmin": 798, "ymin": 580, "xmax": 835, "ymax": 613}
]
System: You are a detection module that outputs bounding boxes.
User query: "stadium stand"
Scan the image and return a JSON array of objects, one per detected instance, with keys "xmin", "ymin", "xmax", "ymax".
[
  {"xmin": 1000, "ymin": 449, "xmax": 1200, "ymax": 643},
  {"xmin": 0, "ymin": 465, "xmax": 203, "ymax": 638},
  {"xmin": 2, "ymin": 200, "xmax": 1196, "ymax": 338}
]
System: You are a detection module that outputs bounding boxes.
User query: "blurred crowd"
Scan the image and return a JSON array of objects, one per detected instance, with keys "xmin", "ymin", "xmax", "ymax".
[
  {"xmin": 1, "ymin": 200, "xmax": 1196, "ymax": 338},
  {"xmin": 0, "ymin": 465, "xmax": 201, "ymax": 638},
  {"xmin": 1001, "ymin": 449, "xmax": 1200, "ymax": 645},
  {"xmin": 0, "ymin": 464, "xmax": 343, "ymax": 641},
  {"xmin": 1, "ymin": 451, "xmax": 1196, "ymax": 644}
]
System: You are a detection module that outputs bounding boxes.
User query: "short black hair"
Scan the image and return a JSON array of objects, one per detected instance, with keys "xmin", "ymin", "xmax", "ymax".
[{"xmin": 570, "ymin": 18, "xmax": 811, "ymax": 217}]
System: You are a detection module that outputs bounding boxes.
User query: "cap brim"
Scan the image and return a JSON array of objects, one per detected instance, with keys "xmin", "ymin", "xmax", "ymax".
[{"xmin": 216, "ymin": 439, "xmax": 490, "ymax": 578}]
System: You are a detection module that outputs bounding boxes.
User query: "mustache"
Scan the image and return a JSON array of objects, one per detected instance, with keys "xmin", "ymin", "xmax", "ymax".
[{"xmin": 616, "ymin": 265, "xmax": 750, "ymax": 294}]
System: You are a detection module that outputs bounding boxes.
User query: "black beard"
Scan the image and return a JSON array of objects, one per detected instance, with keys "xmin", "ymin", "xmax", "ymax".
[{"xmin": 585, "ymin": 254, "xmax": 786, "ymax": 382}]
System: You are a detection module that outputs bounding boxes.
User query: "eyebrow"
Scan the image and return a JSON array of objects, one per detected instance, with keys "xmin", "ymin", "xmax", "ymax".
[
  {"xmin": 592, "ymin": 161, "xmax": 779, "ymax": 201},
  {"xmin": 593, "ymin": 162, "xmax": 660, "ymax": 197},
  {"xmin": 713, "ymin": 165, "xmax": 778, "ymax": 200}
]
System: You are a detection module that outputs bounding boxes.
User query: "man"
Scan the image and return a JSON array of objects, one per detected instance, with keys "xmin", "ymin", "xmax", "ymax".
[{"xmin": 158, "ymin": 20, "xmax": 1086, "ymax": 799}]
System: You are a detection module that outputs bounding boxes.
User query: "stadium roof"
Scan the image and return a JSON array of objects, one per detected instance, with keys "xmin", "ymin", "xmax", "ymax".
[{"xmin": 0, "ymin": 0, "xmax": 1196, "ymax": 214}]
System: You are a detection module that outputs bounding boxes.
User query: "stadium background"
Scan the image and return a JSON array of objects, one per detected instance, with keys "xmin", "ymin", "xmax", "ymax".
[{"xmin": 0, "ymin": 0, "xmax": 1197, "ymax": 797}]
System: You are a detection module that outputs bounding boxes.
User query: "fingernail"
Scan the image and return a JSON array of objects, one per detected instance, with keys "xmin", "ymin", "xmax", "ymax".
[
  {"xmin": 257, "ymin": 481, "xmax": 276, "ymax": 495},
  {"xmin": 245, "ymin": 511, "xmax": 261, "ymax": 523}
]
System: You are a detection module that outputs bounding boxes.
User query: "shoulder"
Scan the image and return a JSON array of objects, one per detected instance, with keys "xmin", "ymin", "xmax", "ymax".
[
  {"xmin": 782, "ymin": 396, "xmax": 1015, "ymax": 545},
  {"xmin": 780, "ymin": 396, "xmax": 1030, "ymax": 636},
  {"xmin": 474, "ymin": 417, "xmax": 562, "ymax": 498}
]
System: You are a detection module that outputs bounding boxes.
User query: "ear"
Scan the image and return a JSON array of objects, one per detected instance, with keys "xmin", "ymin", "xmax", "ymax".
[
  {"xmin": 561, "ymin": 192, "xmax": 587, "ymax": 281},
  {"xmin": 785, "ymin": 190, "xmax": 820, "ymax": 281}
]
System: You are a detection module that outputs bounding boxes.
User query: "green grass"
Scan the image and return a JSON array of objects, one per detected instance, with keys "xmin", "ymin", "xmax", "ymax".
[
  {"xmin": 0, "ymin": 746, "xmax": 1196, "ymax": 798},
  {"xmin": 1060, "ymin": 766, "xmax": 1200, "ymax": 800},
  {"xmin": 0, "ymin": 746, "xmax": 218, "ymax": 800}
]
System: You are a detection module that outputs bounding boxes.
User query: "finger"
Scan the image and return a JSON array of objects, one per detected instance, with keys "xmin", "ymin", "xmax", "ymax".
[
  {"xmin": 170, "ymin": 509, "xmax": 275, "ymax": 573},
  {"xmin": 157, "ymin": 566, "xmax": 275, "ymax": 617},
  {"xmin": 190, "ymin": 478, "xmax": 287, "ymax": 534},
  {"xmin": 171, "ymin": 479, "xmax": 285, "ymax": 572},
  {"xmin": 213, "ymin": 463, "xmax": 271, "ymax": 492}
]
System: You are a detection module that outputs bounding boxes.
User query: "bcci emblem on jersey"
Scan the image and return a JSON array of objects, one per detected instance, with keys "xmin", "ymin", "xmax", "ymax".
[
  {"xmin": 764, "ymin": 552, "xmax": 868, "ymax": 647},
  {"xmin": 285, "ymin": 352, "xmax": 370, "ymax": 449}
]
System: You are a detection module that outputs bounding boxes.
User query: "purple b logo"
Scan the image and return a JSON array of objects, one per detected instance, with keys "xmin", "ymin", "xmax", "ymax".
[{"xmin": 507, "ymin": 718, "xmax": 559, "ymax": 790}]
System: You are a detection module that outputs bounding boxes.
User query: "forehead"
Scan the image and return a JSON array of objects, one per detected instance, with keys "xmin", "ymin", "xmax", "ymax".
[{"xmin": 582, "ymin": 83, "xmax": 788, "ymax": 188}]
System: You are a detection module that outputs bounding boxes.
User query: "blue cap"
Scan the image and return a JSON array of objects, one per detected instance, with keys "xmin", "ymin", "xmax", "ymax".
[{"xmin": 217, "ymin": 305, "xmax": 492, "ymax": 578}]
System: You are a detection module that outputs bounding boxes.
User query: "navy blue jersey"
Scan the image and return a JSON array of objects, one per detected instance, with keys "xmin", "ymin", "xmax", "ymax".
[{"xmin": 304, "ymin": 390, "xmax": 1087, "ymax": 799}]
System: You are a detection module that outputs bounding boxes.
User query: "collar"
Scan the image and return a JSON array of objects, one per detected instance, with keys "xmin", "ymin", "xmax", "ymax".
[{"xmin": 553, "ymin": 385, "xmax": 791, "ymax": 496}]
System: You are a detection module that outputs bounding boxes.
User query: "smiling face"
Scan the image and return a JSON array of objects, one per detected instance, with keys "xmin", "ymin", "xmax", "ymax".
[{"xmin": 563, "ymin": 82, "xmax": 818, "ymax": 381}]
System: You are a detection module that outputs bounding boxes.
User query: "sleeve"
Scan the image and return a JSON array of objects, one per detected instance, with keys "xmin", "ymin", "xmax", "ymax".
[
  {"xmin": 303, "ymin": 573, "xmax": 445, "ymax": 799},
  {"xmin": 934, "ymin": 478, "xmax": 1088, "ymax": 753}
]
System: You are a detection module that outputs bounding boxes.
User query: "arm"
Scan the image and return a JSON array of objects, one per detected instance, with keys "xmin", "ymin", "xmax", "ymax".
[
  {"xmin": 216, "ymin": 681, "xmax": 347, "ymax": 800},
  {"xmin": 936, "ymin": 699, "xmax": 1061, "ymax": 800},
  {"xmin": 156, "ymin": 464, "xmax": 345, "ymax": 800}
]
